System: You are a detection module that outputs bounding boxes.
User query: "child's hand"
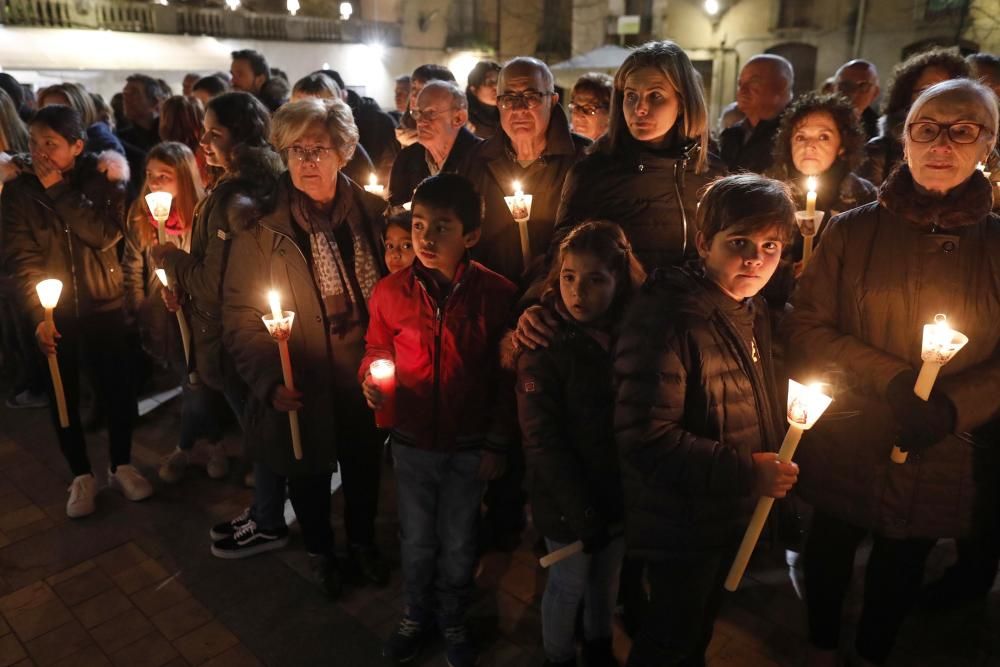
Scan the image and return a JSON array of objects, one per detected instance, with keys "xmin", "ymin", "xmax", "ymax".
[
  {"xmin": 35, "ymin": 319, "xmax": 60, "ymax": 355},
  {"xmin": 751, "ymin": 452, "xmax": 799, "ymax": 498},
  {"xmin": 271, "ymin": 384, "xmax": 303, "ymax": 412},
  {"xmin": 477, "ymin": 451, "xmax": 506, "ymax": 480},
  {"xmin": 362, "ymin": 374, "xmax": 384, "ymax": 410},
  {"xmin": 514, "ymin": 305, "xmax": 558, "ymax": 350}
]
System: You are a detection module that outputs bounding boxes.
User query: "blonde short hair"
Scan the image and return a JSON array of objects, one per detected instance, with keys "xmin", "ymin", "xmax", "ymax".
[{"xmin": 270, "ymin": 97, "xmax": 358, "ymax": 165}]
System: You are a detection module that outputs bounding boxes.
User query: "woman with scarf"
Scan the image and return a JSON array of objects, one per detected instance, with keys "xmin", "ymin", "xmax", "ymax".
[
  {"xmin": 221, "ymin": 97, "xmax": 389, "ymax": 598},
  {"xmin": 786, "ymin": 78, "xmax": 1000, "ymax": 666}
]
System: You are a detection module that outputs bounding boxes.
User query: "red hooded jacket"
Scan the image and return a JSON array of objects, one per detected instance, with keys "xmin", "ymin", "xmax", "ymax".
[{"xmin": 360, "ymin": 259, "xmax": 518, "ymax": 452}]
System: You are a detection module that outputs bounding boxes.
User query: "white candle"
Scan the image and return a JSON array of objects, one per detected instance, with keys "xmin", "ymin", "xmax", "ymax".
[
  {"xmin": 805, "ymin": 177, "xmax": 817, "ymax": 219},
  {"xmin": 35, "ymin": 279, "xmax": 69, "ymax": 428},
  {"xmin": 145, "ymin": 191, "xmax": 173, "ymax": 245}
]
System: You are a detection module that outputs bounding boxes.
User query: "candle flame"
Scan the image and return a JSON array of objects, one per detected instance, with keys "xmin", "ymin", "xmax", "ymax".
[
  {"xmin": 35, "ymin": 278, "xmax": 63, "ymax": 309},
  {"xmin": 806, "ymin": 176, "xmax": 818, "ymax": 194},
  {"xmin": 369, "ymin": 173, "xmax": 377, "ymax": 187},
  {"xmin": 513, "ymin": 180, "xmax": 523, "ymax": 196},
  {"xmin": 268, "ymin": 290, "xmax": 282, "ymax": 320},
  {"xmin": 155, "ymin": 269, "xmax": 168, "ymax": 287},
  {"xmin": 786, "ymin": 379, "xmax": 833, "ymax": 429}
]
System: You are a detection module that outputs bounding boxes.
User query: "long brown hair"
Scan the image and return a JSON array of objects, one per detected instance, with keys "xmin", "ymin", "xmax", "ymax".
[
  {"xmin": 541, "ymin": 221, "xmax": 647, "ymax": 322},
  {"xmin": 593, "ymin": 40, "xmax": 709, "ymax": 172},
  {"xmin": 0, "ymin": 88, "xmax": 28, "ymax": 153},
  {"xmin": 159, "ymin": 95, "xmax": 204, "ymax": 152},
  {"xmin": 128, "ymin": 142, "xmax": 205, "ymax": 245}
]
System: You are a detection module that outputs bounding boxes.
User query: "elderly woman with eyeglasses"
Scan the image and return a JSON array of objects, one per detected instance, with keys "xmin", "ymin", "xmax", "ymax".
[
  {"xmin": 785, "ymin": 78, "xmax": 1000, "ymax": 667},
  {"xmin": 221, "ymin": 97, "xmax": 390, "ymax": 597},
  {"xmin": 567, "ymin": 72, "xmax": 613, "ymax": 141}
]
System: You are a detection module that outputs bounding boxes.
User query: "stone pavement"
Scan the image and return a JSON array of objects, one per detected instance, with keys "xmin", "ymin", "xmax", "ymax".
[{"xmin": 0, "ymin": 384, "xmax": 998, "ymax": 667}]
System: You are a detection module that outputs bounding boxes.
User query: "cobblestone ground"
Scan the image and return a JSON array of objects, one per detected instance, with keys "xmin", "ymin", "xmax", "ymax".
[{"xmin": 0, "ymin": 381, "xmax": 997, "ymax": 666}]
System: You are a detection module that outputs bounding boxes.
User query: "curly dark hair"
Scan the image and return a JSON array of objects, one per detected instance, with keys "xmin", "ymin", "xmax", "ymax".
[
  {"xmin": 771, "ymin": 92, "xmax": 866, "ymax": 175},
  {"xmin": 883, "ymin": 47, "xmax": 969, "ymax": 117}
]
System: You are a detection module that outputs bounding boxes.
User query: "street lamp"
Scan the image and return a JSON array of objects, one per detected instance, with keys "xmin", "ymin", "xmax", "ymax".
[
  {"xmin": 225, "ymin": 0, "xmax": 240, "ymax": 10},
  {"xmin": 704, "ymin": 0, "xmax": 720, "ymax": 14},
  {"xmin": 339, "ymin": 2, "xmax": 353, "ymax": 20},
  {"xmin": 287, "ymin": 0, "xmax": 299, "ymax": 15}
]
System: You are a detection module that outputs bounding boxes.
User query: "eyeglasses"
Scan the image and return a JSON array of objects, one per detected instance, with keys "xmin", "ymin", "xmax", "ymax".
[
  {"xmin": 410, "ymin": 107, "xmax": 455, "ymax": 123},
  {"xmin": 496, "ymin": 91, "xmax": 553, "ymax": 110},
  {"xmin": 907, "ymin": 121, "xmax": 991, "ymax": 145},
  {"xmin": 568, "ymin": 102, "xmax": 608, "ymax": 117},
  {"xmin": 286, "ymin": 145, "xmax": 338, "ymax": 163},
  {"xmin": 835, "ymin": 81, "xmax": 874, "ymax": 95}
]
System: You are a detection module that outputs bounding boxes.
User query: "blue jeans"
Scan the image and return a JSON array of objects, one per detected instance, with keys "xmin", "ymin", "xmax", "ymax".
[
  {"xmin": 542, "ymin": 536, "xmax": 625, "ymax": 662},
  {"xmin": 393, "ymin": 444, "xmax": 483, "ymax": 623}
]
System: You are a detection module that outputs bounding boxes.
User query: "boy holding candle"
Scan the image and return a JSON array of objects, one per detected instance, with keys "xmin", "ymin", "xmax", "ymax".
[
  {"xmin": 614, "ymin": 174, "xmax": 799, "ymax": 666},
  {"xmin": 360, "ymin": 173, "xmax": 517, "ymax": 667}
]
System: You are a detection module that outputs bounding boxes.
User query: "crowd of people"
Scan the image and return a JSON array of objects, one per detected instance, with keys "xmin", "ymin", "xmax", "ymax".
[{"xmin": 0, "ymin": 40, "xmax": 999, "ymax": 667}]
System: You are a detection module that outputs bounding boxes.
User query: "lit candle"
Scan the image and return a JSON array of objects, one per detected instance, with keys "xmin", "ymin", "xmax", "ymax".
[
  {"xmin": 262, "ymin": 290, "xmax": 303, "ymax": 460},
  {"xmin": 890, "ymin": 314, "xmax": 968, "ymax": 464},
  {"xmin": 363, "ymin": 172, "xmax": 385, "ymax": 197},
  {"xmin": 503, "ymin": 180, "xmax": 534, "ymax": 270},
  {"xmin": 805, "ymin": 176, "xmax": 817, "ymax": 218},
  {"xmin": 369, "ymin": 359, "xmax": 397, "ymax": 429},
  {"xmin": 155, "ymin": 269, "xmax": 197, "ymax": 384},
  {"xmin": 35, "ymin": 279, "xmax": 69, "ymax": 428},
  {"xmin": 145, "ymin": 191, "xmax": 173, "ymax": 246},
  {"xmin": 725, "ymin": 380, "xmax": 833, "ymax": 591}
]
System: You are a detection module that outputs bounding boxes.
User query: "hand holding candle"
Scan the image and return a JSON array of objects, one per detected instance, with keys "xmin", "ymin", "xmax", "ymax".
[
  {"xmin": 503, "ymin": 180, "xmax": 533, "ymax": 270},
  {"xmin": 155, "ymin": 269, "xmax": 197, "ymax": 384},
  {"xmin": 795, "ymin": 177, "xmax": 823, "ymax": 268},
  {"xmin": 368, "ymin": 359, "xmax": 397, "ymax": 429},
  {"xmin": 890, "ymin": 314, "xmax": 968, "ymax": 464},
  {"xmin": 262, "ymin": 290, "xmax": 303, "ymax": 460},
  {"xmin": 36, "ymin": 279, "xmax": 69, "ymax": 428},
  {"xmin": 145, "ymin": 191, "xmax": 173, "ymax": 246},
  {"xmin": 725, "ymin": 380, "xmax": 833, "ymax": 591}
]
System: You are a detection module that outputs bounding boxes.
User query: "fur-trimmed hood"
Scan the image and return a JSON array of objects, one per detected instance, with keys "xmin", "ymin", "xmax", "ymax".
[{"xmin": 879, "ymin": 163, "xmax": 994, "ymax": 230}]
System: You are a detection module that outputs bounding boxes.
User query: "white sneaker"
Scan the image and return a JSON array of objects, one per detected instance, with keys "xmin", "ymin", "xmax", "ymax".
[
  {"xmin": 110, "ymin": 464, "xmax": 153, "ymax": 501},
  {"xmin": 159, "ymin": 448, "xmax": 189, "ymax": 483},
  {"xmin": 67, "ymin": 474, "xmax": 97, "ymax": 518},
  {"xmin": 205, "ymin": 443, "xmax": 229, "ymax": 480}
]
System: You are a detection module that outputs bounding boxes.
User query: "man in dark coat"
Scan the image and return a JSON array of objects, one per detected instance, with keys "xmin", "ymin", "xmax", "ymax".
[
  {"xmin": 324, "ymin": 70, "xmax": 399, "ymax": 182},
  {"xmin": 719, "ymin": 55, "xmax": 793, "ymax": 174},
  {"xmin": 388, "ymin": 81, "xmax": 482, "ymax": 210},
  {"xmin": 465, "ymin": 57, "xmax": 590, "ymax": 287},
  {"xmin": 834, "ymin": 59, "xmax": 881, "ymax": 141}
]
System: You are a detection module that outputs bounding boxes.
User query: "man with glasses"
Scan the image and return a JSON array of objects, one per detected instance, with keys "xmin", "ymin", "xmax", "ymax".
[
  {"xmin": 834, "ymin": 59, "xmax": 881, "ymax": 140},
  {"xmin": 388, "ymin": 81, "xmax": 482, "ymax": 210},
  {"xmin": 466, "ymin": 56, "xmax": 590, "ymax": 286}
]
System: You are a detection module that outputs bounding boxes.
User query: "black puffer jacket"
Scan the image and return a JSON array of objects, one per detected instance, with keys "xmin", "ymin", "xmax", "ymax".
[
  {"xmin": 614, "ymin": 264, "xmax": 784, "ymax": 559},
  {"xmin": 785, "ymin": 166, "xmax": 1000, "ymax": 539},
  {"xmin": 387, "ymin": 127, "xmax": 482, "ymax": 208},
  {"xmin": 1, "ymin": 152, "xmax": 127, "ymax": 326},
  {"xmin": 518, "ymin": 307, "xmax": 623, "ymax": 544},
  {"xmin": 555, "ymin": 133, "xmax": 726, "ymax": 271},
  {"xmin": 347, "ymin": 90, "xmax": 399, "ymax": 182},
  {"xmin": 719, "ymin": 115, "xmax": 782, "ymax": 174}
]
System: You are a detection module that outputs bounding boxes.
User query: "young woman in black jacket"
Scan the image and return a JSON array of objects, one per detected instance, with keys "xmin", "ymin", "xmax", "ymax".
[
  {"xmin": 1, "ymin": 105, "xmax": 152, "ymax": 518},
  {"xmin": 517, "ymin": 221, "xmax": 645, "ymax": 667}
]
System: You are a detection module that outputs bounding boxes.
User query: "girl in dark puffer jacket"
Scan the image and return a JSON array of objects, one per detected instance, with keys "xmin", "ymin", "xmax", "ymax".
[{"xmin": 516, "ymin": 221, "xmax": 645, "ymax": 667}]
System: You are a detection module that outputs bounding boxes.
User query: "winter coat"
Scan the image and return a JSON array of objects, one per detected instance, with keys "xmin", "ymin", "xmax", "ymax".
[
  {"xmin": 464, "ymin": 107, "xmax": 590, "ymax": 285},
  {"xmin": 121, "ymin": 214, "xmax": 191, "ymax": 366},
  {"xmin": 856, "ymin": 112, "xmax": 905, "ymax": 186},
  {"xmin": 86, "ymin": 122, "xmax": 125, "ymax": 156},
  {"xmin": 614, "ymin": 264, "xmax": 785, "ymax": 558},
  {"xmin": 223, "ymin": 176, "xmax": 387, "ymax": 477},
  {"xmin": 1, "ymin": 151, "xmax": 128, "ymax": 326},
  {"xmin": 719, "ymin": 115, "xmax": 782, "ymax": 174},
  {"xmin": 555, "ymin": 134, "xmax": 726, "ymax": 271},
  {"xmin": 157, "ymin": 177, "xmax": 257, "ymax": 390},
  {"xmin": 467, "ymin": 93, "xmax": 500, "ymax": 140},
  {"xmin": 347, "ymin": 90, "xmax": 399, "ymax": 182},
  {"xmin": 387, "ymin": 127, "xmax": 482, "ymax": 208},
  {"xmin": 360, "ymin": 259, "xmax": 518, "ymax": 453},
  {"xmin": 784, "ymin": 166, "xmax": 1000, "ymax": 539},
  {"xmin": 518, "ymin": 308, "xmax": 624, "ymax": 544}
]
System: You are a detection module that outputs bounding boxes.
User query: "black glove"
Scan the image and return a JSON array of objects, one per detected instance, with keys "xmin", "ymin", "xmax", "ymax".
[
  {"xmin": 886, "ymin": 370, "xmax": 957, "ymax": 453},
  {"xmin": 580, "ymin": 511, "xmax": 611, "ymax": 554}
]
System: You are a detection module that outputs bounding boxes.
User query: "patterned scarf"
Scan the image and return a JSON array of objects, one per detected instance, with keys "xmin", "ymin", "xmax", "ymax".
[{"xmin": 290, "ymin": 174, "xmax": 381, "ymax": 338}]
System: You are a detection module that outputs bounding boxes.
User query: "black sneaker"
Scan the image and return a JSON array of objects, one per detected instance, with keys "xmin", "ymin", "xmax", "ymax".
[
  {"xmin": 347, "ymin": 543, "xmax": 390, "ymax": 586},
  {"xmin": 209, "ymin": 507, "xmax": 252, "ymax": 541},
  {"xmin": 443, "ymin": 623, "xmax": 477, "ymax": 667},
  {"xmin": 308, "ymin": 552, "xmax": 344, "ymax": 600},
  {"xmin": 383, "ymin": 611, "xmax": 429, "ymax": 663},
  {"xmin": 210, "ymin": 519, "xmax": 289, "ymax": 559}
]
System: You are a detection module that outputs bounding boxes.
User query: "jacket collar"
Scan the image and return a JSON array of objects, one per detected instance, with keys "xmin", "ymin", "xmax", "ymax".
[
  {"xmin": 478, "ymin": 104, "xmax": 578, "ymax": 162},
  {"xmin": 258, "ymin": 172, "xmax": 387, "ymax": 239},
  {"xmin": 879, "ymin": 164, "xmax": 994, "ymax": 230}
]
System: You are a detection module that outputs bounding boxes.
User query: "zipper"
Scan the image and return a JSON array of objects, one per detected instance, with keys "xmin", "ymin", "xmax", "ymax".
[
  {"xmin": 717, "ymin": 310, "xmax": 770, "ymax": 450},
  {"xmin": 64, "ymin": 222, "xmax": 81, "ymax": 318},
  {"xmin": 673, "ymin": 157, "xmax": 690, "ymax": 256},
  {"xmin": 415, "ymin": 272, "xmax": 465, "ymax": 448}
]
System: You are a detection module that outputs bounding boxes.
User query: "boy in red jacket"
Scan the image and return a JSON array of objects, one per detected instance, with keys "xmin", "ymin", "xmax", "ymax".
[{"xmin": 360, "ymin": 173, "xmax": 517, "ymax": 667}]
